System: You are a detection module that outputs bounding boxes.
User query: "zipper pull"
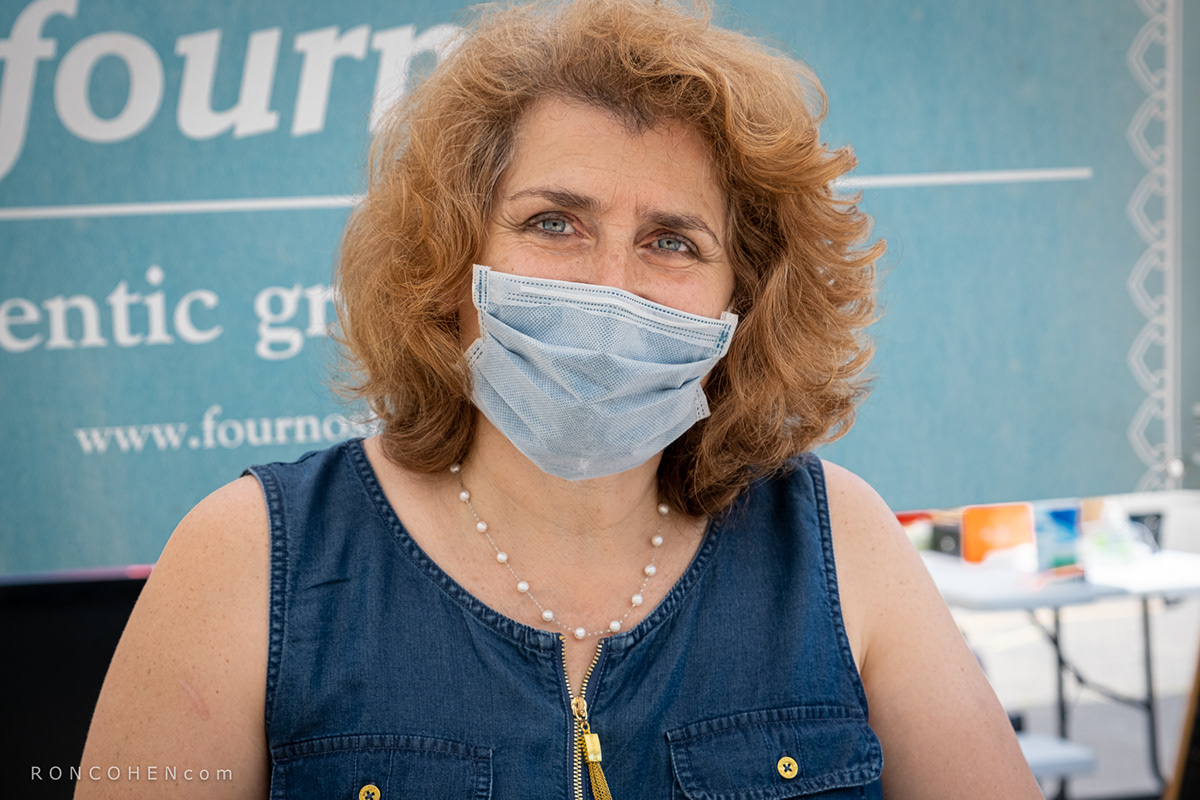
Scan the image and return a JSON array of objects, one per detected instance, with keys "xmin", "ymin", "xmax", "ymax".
[{"xmin": 571, "ymin": 697, "xmax": 614, "ymax": 800}]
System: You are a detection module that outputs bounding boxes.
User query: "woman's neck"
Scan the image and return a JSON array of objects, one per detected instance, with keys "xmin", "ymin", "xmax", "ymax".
[
  {"xmin": 460, "ymin": 415, "xmax": 665, "ymax": 557},
  {"xmin": 364, "ymin": 415, "xmax": 705, "ymax": 691}
]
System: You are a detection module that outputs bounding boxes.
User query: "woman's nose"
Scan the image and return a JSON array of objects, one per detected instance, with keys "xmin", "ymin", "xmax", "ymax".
[{"xmin": 577, "ymin": 240, "xmax": 639, "ymax": 295}]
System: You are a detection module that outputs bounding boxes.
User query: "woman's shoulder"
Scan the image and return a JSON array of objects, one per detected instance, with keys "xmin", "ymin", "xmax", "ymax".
[
  {"xmin": 190, "ymin": 471, "xmax": 271, "ymax": 528},
  {"xmin": 76, "ymin": 476, "xmax": 271, "ymax": 798},
  {"xmin": 751, "ymin": 454, "xmax": 894, "ymax": 537},
  {"xmin": 813, "ymin": 459, "xmax": 1043, "ymax": 798},
  {"xmin": 819, "ymin": 458, "xmax": 903, "ymax": 551}
]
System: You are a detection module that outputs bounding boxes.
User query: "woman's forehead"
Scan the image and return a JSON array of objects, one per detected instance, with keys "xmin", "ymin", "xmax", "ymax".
[{"xmin": 497, "ymin": 98, "xmax": 726, "ymax": 224}]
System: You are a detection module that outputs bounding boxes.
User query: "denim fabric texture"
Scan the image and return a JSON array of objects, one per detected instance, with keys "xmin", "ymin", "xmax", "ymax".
[
  {"xmin": 466, "ymin": 265, "xmax": 738, "ymax": 480},
  {"xmin": 246, "ymin": 439, "xmax": 883, "ymax": 799}
]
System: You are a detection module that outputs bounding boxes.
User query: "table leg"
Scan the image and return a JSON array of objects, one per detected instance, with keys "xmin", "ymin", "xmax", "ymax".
[
  {"xmin": 1141, "ymin": 597, "xmax": 1165, "ymax": 786},
  {"xmin": 1054, "ymin": 608, "xmax": 1069, "ymax": 800},
  {"xmin": 1056, "ymin": 609, "xmax": 1068, "ymax": 739}
]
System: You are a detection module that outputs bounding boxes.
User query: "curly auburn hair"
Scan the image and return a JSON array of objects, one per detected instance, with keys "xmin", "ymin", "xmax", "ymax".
[{"xmin": 336, "ymin": 0, "xmax": 883, "ymax": 517}]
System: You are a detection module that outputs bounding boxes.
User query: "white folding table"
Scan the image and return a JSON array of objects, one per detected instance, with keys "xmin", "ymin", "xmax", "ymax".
[{"xmin": 921, "ymin": 550, "xmax": 1200, "ymax": 798}]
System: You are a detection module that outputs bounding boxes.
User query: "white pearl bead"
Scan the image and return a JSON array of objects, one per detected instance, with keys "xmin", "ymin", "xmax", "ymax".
[
  {"xmin": 631, "ymin": 594, "xmax": 643, "ymax": 606},
  {"xmin": 517, "ymin": 581, "xmax": 529, "ymax": 592},
  {"xmin": 459, "ymin": 490, "xmax": 470, "ymax": 502},
  {"xmin": 609, "ymin": 620, "xmax": 621, "ymax": 633},
  {"xmin": 476, "ymin": 520, "xmax": 488, "ymax": 532},
  {"xmin": 574, "ymin": 627, "xmax": 587, "ymax": 639},
  {"xmin": 450, "ymin": 464, "xmax": 461, "ymax": 473},
  {"xmin": 644, "ymin": 565, "xmax": 657, "ymax": 577},
  {"xmin": 651, "ymin": 535, "xmax": 663, "ymax": 547},
  {"xmin": 496, "ymin": 552, "xmax": 507, "ymax": 563},
  {"xmin": 542, "ymin": 610, "xmax": 554, "ymax": 621},
  {"xmin": 658, "ymin": 503, "xmax": 669, "ymax": 515}
]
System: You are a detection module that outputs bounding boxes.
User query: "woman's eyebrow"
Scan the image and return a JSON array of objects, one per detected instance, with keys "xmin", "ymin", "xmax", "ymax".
[
  {"xmin": 506, "ymin": 186, "xmax": 600, "ymax": 212},
  {"xmin": 642, "ymin": 210, "xmax": 721, "ymax": 247},
  {"xmin": 506, "ymin": 186, "xmax": 722, "ymax": 246}
]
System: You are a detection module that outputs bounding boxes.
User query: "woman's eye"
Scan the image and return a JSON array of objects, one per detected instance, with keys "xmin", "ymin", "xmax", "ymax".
[
  {"xmin": 532, "ymin": 216, "xmax": 572, "ymax": 234},
  {"xmin": 654, "ymin": 235, "xmax": 690, "ymax": 253}
]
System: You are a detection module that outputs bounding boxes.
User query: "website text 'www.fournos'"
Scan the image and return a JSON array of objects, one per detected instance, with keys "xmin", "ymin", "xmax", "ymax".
[{"xmin": 73, "ymin": 405, "xmax": 378, "ymax": 455}]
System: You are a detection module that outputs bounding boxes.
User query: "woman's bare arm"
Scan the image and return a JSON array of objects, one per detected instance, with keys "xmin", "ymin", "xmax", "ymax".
[
  {"xmin": 75, "ymin": 476, "xmax": 270, "ymax": 799},
  {"xmin": 825, "ymin": 461, "xmax": 1042, "ymax": 799}
]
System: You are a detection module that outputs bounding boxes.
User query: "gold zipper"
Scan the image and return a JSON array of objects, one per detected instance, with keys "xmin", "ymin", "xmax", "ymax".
[{"xmin": 562, "ymin": 636, "xmax": 610, "ymax": 800}]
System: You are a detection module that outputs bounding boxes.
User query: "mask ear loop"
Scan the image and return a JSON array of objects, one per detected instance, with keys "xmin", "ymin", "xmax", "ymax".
[{"xmin": 465, "ymin": 264, "xmax": 492, "ymax": 348}]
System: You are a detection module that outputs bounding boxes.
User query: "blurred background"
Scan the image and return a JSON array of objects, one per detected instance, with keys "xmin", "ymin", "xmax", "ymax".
[{"xmin": 0, "ymin": 1, "xmax": 1195, "ymax": 797}]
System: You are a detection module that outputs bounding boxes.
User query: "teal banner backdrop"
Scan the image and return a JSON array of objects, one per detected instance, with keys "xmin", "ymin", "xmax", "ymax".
[{"xmin": 1, "ymin": 0, "xmax": 1195, "ymax": 576}]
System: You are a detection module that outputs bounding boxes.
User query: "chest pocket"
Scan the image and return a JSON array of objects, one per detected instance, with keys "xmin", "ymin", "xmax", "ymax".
[
  {"xmin": 270, "ymin": 733, "xmax": 492, "ymax": 800},
  {"xmin": 667, "ymin": 705, "xmax": 883, "ymax": 799}
]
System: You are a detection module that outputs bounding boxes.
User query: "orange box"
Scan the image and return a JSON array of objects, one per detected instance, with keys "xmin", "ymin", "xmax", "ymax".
[{"xmin": 960, "ymin": 503, "xmax": 1035, "ymax": 564}]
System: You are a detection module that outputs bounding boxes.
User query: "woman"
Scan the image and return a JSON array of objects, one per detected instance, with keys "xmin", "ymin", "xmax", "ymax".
[{"xmin": 78, "ymin": 1, "xmax": 1042, "ymax": 797}]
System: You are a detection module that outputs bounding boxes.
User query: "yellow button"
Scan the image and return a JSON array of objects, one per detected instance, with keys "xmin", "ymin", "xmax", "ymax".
[
  {"xmin": 777, "ymin": 756, "xmax": 798, "ymax": 779},
  {"xmin": 359, "ymin": 785, "xmax": 381, "ymax": 800}
]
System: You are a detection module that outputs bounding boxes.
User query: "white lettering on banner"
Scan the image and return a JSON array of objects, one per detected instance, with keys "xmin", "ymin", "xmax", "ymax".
[
  {"xmin": 174, "ymin": 289, "xmax": 222, "ymax": 344},
  {"xmin": 0, "ymin": 269, "xmax": 342, "ymax": 356},
  {"xmin": 368, "ymin": 24, "xmax": 459, "ymax": 130},
  {"xmin": 0, "ymin": 297, "xmax": 43, "ymax": 351},
  {"xmin": 43, "ymin": 292, "xmax": 106, "ymax": 348},
  {"xmin": 253, "ymin": 283, "xmax": 335, "ymax": 360},
  {"xmin": 175, "ymin": 28, "xmax": 281, "ymax": 140},
  {"xmin": 0, "ymin": 0, "xmax": 463, "ymax": 181},
  {"xmin": 0, "ymin": 0, "xmax": 79, "ymax": 182},
  {"xmin": 74, "ymin": 422, "xmax": 187, "ymax": 454},
  {"xmin": 54, "ymin": 31, "xmax": 163, "ymax": 142},
  {"xmin": 0, "ymin": 265, "xmax": 222, "ymax": 352},
  {"xmin": 72, "ymin": 405, "xmax": 377, "ymax": 455},
  {"xmin": 142, "ymin": 264, "xmax": 172, "ymax": 344},
  {"xmin": 292, "ymin": 25, "xmax": 369, "ymax": 137}
]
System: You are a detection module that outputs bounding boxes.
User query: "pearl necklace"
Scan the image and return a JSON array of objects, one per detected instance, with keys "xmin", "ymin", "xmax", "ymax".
[{"xmin": 451, "ymin": 463, "xmax": 667, "ymax": 639}]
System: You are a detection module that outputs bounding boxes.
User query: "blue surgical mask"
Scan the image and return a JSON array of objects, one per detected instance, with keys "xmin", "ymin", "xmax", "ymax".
[{"xmin": 466, "ymin": 265, "xmax": 738, "ymax": 481}]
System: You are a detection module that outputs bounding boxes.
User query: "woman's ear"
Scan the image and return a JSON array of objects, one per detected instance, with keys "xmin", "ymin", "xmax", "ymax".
[{"xmin": 456, "ymin": 286, "xmax": 481, "ymax": 349}]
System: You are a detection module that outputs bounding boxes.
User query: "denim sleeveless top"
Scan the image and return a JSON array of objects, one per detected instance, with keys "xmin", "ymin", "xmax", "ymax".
[{"xmin": 246, "ymin": 439, "xmax": 883, "ymax": 799}]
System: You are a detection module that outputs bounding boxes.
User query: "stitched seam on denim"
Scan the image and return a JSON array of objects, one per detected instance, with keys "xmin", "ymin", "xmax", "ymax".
[
  {"xmin": 243, "ymin": 465, "xmax": 287, "ymax": 737},
  {"xmin": 473, "ymin": 747, "xmax": 493, "ymax": 800},
  {"xmin": 345, "ymin": 438, "xmax": 558, "ymax": 651},
  {"xmin": 670, "ymin": 731, "xmax": 698, "ymax": 800},
  {"xmin": 668, "ymin": 729, "xmax": 876, "ymax": 799},
  {"xmin": 272, "ymin": 732, "xmax": 493, "ymax": 760},
  {"xmin": 804, "ymin": 454, "xmax": 873, "ymax": 719},
  {"xmin": 608, "ymin": 508, "xmax": 721, "ymax": 652},
  {"xmin": 666, "ymin": 704, "xmax": 867, "ymax": 742}
]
